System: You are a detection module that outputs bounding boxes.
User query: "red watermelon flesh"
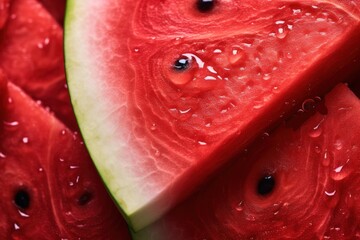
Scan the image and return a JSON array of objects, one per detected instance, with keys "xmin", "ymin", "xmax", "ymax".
[
  {"xmin": 0, "ymin": 0, "xmax": 77, "ymax": 130},
  {"xmin": 0, "ymin": 80, "xmax": 131, "ymax": 239},
  {"xmin": 133, "ymin": 84, "xmax": 360, "ymax": 239},
  {"xmin": 68, "ymin": 0, "xmax": 360, "ymax": 228},
  {"xmin": 0, "ymin": 69, "xmax": 6, "ymax": 122},
  {"xmin": 37, "ymin": 0, "xmax": 66, "ymax": 25},
  {"xmin": 0, "ymin": 0, "xmax": 10, "ymax": 29}
]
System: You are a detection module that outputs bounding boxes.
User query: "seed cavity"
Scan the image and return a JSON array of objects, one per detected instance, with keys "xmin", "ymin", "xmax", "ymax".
[
  {"xmin": 14, "ymin": 189, "xmax": 30, "ymax": 210},
  {"xmin": 173, "ymin": 57, "xmax": 191, "ymax": 72},
  {"xmin": 257, "ymin": 175, "xmax": 275, "ymax": 196},
  {"xmin": 78, "ymin": 191, "xmax": 93, "ymax": 206},
  {"xmin": 196, "ymin": 0, "xmax": 216, "ymax": 13}
]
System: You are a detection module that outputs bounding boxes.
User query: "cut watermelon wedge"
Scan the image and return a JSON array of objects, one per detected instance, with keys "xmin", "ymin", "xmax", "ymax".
[
  {"xmin": 65, "ymin": 0, "xmax": 360, "ymax": 229},
  {"xmin": 133, "ymin": 84, "xmax": 360, "ymax": 239},
  {"xmin": 0, "ymin": 80, "xmax": 131, "ymax": 239},
  {"xmin": 0, "ymin": 0, "xmax": 77, "ymax": 130}
]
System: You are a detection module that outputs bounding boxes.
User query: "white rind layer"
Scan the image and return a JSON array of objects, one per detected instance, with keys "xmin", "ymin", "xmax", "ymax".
[{"xmin": 64, "ymin": 0, "xmax": 166, "ymax": 230}]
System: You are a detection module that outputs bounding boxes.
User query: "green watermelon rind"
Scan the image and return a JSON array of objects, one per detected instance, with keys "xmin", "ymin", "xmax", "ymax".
[{"xmin": 64, "ymin": 0, "xmax": 167, "ymax": 231}]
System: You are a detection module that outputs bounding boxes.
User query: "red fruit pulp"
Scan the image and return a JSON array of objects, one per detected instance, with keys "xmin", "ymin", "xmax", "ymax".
[
  {"xmin": 134, "ymin": 84, "xmax": 360, "ymax": 239},
  {"xmin": 0, "ymin": 81, "xmax": 131, "ymax": 240},
  {"xmin": 0, "ymin": 0, "xmax": 77, "ymax": 130},
  {"xmin": 70, "ymin": 0, "xmax": 360, "ymax": 229}
]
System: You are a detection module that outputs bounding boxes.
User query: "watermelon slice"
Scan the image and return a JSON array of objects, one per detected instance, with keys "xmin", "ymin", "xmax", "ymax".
[
  {"xmin": 65, "ymin": 0, "xmax": 360, "ymax": 229},
  {"xmin": 133, "ymin": 84, "xmax": 360, "ymax": 239},
  {"xmin": 0, "ymin": 78, "xmax": 130, "ymax": 239},
  {"xmin": 0, "ymin": 0, "xmax": 77, "ymax": 130}
]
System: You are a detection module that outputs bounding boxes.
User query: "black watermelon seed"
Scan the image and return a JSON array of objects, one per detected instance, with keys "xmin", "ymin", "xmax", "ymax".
[
  {"xmin": 196, "ymin": 0, "xmax": 216, "ymax": 13},
  {"xmin": 14, "ymin": 189, "xmax": 30, "ymax": 209},
  {"xmin": 257, "ymin": 175, "xmax": 275, "ymax": 196},
  {"xmin": 78, "ymin": 191, "xmax": 93, "ymax": 206},
  {"xmin": 173, "ymin": 57, "xmax": 190, "ymax": 72}
]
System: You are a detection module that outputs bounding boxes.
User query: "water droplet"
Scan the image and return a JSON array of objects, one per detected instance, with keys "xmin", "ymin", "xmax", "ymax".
[
  {"xmin": 198, "ymin": 141, "xmax": 207, "ymax": 146},
  {"xmin": 334, "ymin": 139, "xmax": 343, "ymax": 150},
  {"xmin": 207, "ymin": 66, "xmax": 217, "ymax": 74},
  {"xmin": 37, "ymin": 42, "xmax": 44, "ymax": 49},
  {"xmin": 18, "ymin": 210, "xmax": 30, "ymax": 218},
  {"xmin": 69, "ymin": 165, "xmax": 79, "ymax": 169},
  {"xmin": 235, "ymin": 201, "xmax": 244, "ymax": 212},
  {"xmin": 245, "ymin": 214, "xmax": 256, "ymax": 221},
  {"xmin": 4, "ymin": 120, "xmax": 19, "ymax": 128},
  {"xmin": 13, "ymin": 223, "xmax": 20, "ymax": 230},
  {"xmin": 292, "ymin": 8, "xmax": 302, "ymax": 15},
  {"xmin": 179, "ymin": 108, "xmax": 192, "ymax": 114},
  {"xmin": 262, "ymin": 73, "xmax": 271, "ymax": 81},
  {"xmin": 276, "ymin": 27, "xmax": 288, "ymax": 39},
  {"xmin": 150, "ymin": 123, "xmax": 157, "ymax": 131},
  {"xmin": 314, "ymin": 145, "xmax": 321, "ymax": 153},
  {"xmin": 308, "ymin": 119, "xmax": 324, "ymax": 138},
  {"xmin": 325, "ymin": 190, "xmax": 336, "ymax": 197},
  {"xmin": 253, "ymin": 100, "xmax": 264, "ymax": 109},
  {"xmin": 272, "ymin": 86, "xmax": 280, "ymax": 93},
  {"xmin": 204, "ymin": 76, "xmax": 217, "ymax": 81},
  {"xmin": 60, "ymin": 129, "xmax": 67, "ymax": 135},
  {"xmin": 22, "ymin": 137, "xmax": 29, "ymax": 144},
  {"xmin": 229, "ymin": 47, "xmax": 244, "ymax": 65},
  {"xmin": 133, "ymin": 48, "xmax": 140, "ymax": 53},
  {"xmin": 322, "ymin": 150, "xmax": 334, "ymax": 167},
  {"xmin": 0, "ymin": 152, "xmax": 6, "ymax": 158},
  {"xmin": 183, "ymin": 53, "xmax": 204, "ymax": 69},
  {"xmin": 205, "ymin": 120, "xmax": 212, "ymax": 127},
  {"xmin": 38, "ymin": 167, "xmax": 44, "ymax": 172},
  {"xmin": 44, "ymin": 37, "xmax": 50, "ymax": 45},
  {"xmin": 331, "ymin": 159, "xmax": 351, "ymax": 181},
  {"xmin": 59, "ymin": 158, "xmax": 65, "ymax": 162}
]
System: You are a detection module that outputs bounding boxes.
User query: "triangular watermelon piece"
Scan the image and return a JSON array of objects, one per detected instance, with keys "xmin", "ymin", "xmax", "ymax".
[
  {"xmin": 0, "ymin": 0, "xmax": 77, "ymax": 130},
  {"xmin": 65, "ymin": 0, "xmax": 360, "ymax": 229},
  {"xmin": 134, "ymin": 84, "xmax": 360, "ymax": 239},
  {"xmin": 0, "ymin": 78, "xmax": 130, "ymax": 239}
]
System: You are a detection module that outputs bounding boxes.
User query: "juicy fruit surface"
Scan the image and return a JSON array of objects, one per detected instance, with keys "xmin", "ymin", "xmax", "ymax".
[
  {"xmin": 0, "ymin": 81, "xmax": 131, "ymax": 239},
  {"xmin": 0, "ymin": 0, "xmax": 10, "ymax": 29},
  {"xmin": 0, "ymin": 0, "xmax": 77, "ymax": 130},
  {"xmin": 66, "ymin": 0, "xmax": 360, "ymax": 229},
  {"xmin": 134, "ymin": 84, "xmax": 360, "ymax": 239},
  {"xmin": 37, "ymin": 0, "xmax": 66, "ymax": 25}
]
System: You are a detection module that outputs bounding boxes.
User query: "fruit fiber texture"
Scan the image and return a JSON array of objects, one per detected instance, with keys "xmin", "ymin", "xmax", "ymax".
[
  {"xmin": 38, "ymin": 0, "xmax": 66, "ymax": 25},
  {"xmin": 0, "ymin": 0, "xmax": 77, "ymax": 130},
  {"xmin": 134, "ymin": 84, "xmax": 360, "ymax": 240},
  {"xmin": 0, "ymin": 78, "xmax": 131, "ymax": 239},
  {"xmin": 65, "ymin": 0, "xmax": 360, "ymax": 229}
]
